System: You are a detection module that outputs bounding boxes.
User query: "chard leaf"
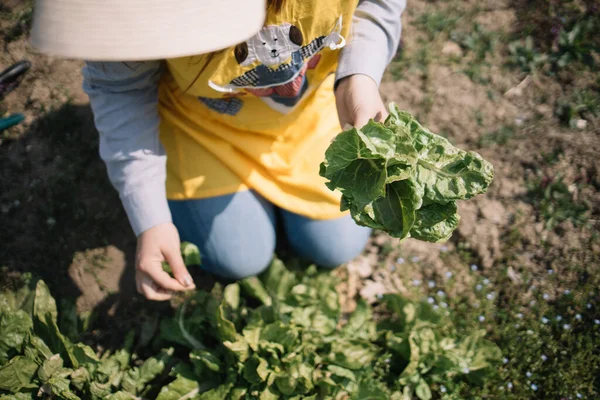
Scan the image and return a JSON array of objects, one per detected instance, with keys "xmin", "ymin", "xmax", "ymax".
[
  {"xmin": 262, "ymin": 258, "xmax": 298, "ymax": 300},
  {"xmin": 216, "ymin": 304, "xmax": 237, "ymax": 342},
  {"xmin": 410, "ymin": 202, "xmax": 460, "ymax": 243},
  {"xmin": 190, "ymin": 349, "xmax": 222, "ymax": 374},
  {"xmin": 415, "ymin": 378, "xmax": 432, "ymax": 400},
  {"xmin": 320, "ymin": 103, "xmax": 493, "ymax": 243},
  {"xmin": 181, "ymin": 242, "xmax": 202, "ymax": 266},
  {"xmin": 38, "ymin": 354, "xmax": 63, "ymax": 382},
  {"xmin": 46, "ymin": 373, "xmax": 81, "ymax": 400},
  {"xmin": 0, "ymin": 310, "xmax": 33, "ymax": 364},
  {"xmin": 155, "ymin": 374, "xmax": 199, "ymax": 400},
  {"xmin": 224, "ymin": 283, "xmax": 240, "ymax": 311},
  {"xmin": 240, "ymin": 277, "xmax": 272, "ymax": 306},
  {"xmin": 243, "ymin": 354, "xmax": 271, "ymax": 384},
  {"xmin": 351, "ymin": 378, "xmax": 390, "ymax": 400},
  {"xmin": 198, "ymin": 383, "xmax": 233, "ymax": 399},
  {"xmin": 0, "ymin": 355, "xmax": 39, "ymax": 392},
  {"xmin": 328, "ymin": 339, "xmax": 378, "ymax": 370}
]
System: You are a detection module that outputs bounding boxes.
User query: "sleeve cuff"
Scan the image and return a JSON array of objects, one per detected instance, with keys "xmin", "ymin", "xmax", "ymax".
[
  {"xmin": 121, "ymin": 182, "xmax": 172, "ymax": 236},
  {"xmin": 335, "ymin": 39, "xmax": 390, "ymax": 87}
]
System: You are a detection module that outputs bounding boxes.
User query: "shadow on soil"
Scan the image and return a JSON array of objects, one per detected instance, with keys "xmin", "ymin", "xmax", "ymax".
[{"xmin": 0, "ymin": 102, "xmax": 173, "ymax": 349}]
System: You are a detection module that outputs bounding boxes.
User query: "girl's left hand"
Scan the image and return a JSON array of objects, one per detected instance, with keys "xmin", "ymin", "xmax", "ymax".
[{"xmin": 335, "ymin": 74, "xmax": 387, "ymax": 129}]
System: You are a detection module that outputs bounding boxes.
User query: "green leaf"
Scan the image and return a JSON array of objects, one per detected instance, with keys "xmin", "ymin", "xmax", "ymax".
[
  {"xmin": 109, "ymin": 392, "xmax": 138, "ymax": 400},
  {"xmin": 216, "ymin": 303, "xmax": 237, "ymax": 342},
  {"xmin": 47, "ymin": 372, "xmax": 81, "ymax": 400},
  {"xmin": 261, "ymin": 258, "xmax": 298, "ymax": 300},
  {"xmin": 156, "ymin": 374, "xmax": 199, "ymax": 400},
  {"xmin": 31, "ymin": 281, "xmax": 77, "ymax": 368},
  {"xmin": 224, "ymin": 283, "xmax": 240, "ymax": 310},
  {"xmin": 240, "ymin": 277, "xmax": 272, "ymax": 306},
  {"xmin": 38, "ymin": 354, "xmax": 63, "ymax": 382},
  {"xmin": 352, "ymin": 378, "xmax": 390, "ymax": 399},
  {"xmin": 320, "ymin": 103, "xmax": 493, "ymax": 243},
  {"xmin": 260, "ymin": 322, "xmax": 299, "ymax": 352},
  {"xmin": 223, "ymin": 339, "xmax": 249, "ymax": 362},
  {"xmin": 181, "ymin": 242, "xmax": 202, "ymax": 266},
  {"xmin": 243, "ymin": 354, "xmax": 271, "ymax": 384},
  {"xmin": 0, "ymin": 356, "xmax": 39, "ymax": 392},
  {"xmin": 415, "ymin": 378, "xmax": 432, "ymax": 400},
  {"xmin": 198, "ymin": 383, "xmax": 233, "ymax": 399},
  {"xmin": 409, "ymin": 202, "xmax": 460, "ymax": 243},
  {"xmin": 190, "ymin": 349, "xmax": 222, "ymax": 374},
  {"xmin": 0, "ymin": 393, "xmax": 35, "ymax": 400},
  {"xmin": 0, "ymin": 310, "xmax": 33, "ymax": 364},
  {"xmin": 328, "ymin": 339, "xmax": 378, "ymax": 370}
]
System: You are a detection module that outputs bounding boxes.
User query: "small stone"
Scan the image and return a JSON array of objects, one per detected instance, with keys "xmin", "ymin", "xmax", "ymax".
[
  {"xmin": 575, "ymin": 119, "xmax": 588, "ymax": 130},
  {"xmin": 441, "ymin": 41, "xmax": 463, "ymax": 57}
]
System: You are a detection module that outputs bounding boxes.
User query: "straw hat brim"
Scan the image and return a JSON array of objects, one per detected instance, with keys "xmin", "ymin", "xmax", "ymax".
[{"xmin": 30, "ymin": 0, "xmax": 266, "ymax": 61}]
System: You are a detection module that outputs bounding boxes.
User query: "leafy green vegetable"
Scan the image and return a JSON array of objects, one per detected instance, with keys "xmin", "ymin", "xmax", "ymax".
[
  {"xmin": 0, "ymin": 250, "xmax": 501, "ymax": 399},
  {"xmin": 320, "ymin": 103, "xmax": 494, "ymax": 242}
]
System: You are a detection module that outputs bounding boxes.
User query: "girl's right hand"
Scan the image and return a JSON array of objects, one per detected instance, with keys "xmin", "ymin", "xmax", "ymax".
[{"xmin": 135, "ymin": 222, "xmax": 196, "ymax": 300}]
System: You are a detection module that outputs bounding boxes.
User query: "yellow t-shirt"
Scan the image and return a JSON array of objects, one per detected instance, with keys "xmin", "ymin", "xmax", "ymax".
[{"xmin": 158, "ymin": 0, "xmax": 359, "ymax": 220}]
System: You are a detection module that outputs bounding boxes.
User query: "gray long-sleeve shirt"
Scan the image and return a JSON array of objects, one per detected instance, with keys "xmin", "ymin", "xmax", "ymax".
[{"xmin": 82, "ymin": 0, "xmax": 406, "ymax": 236}]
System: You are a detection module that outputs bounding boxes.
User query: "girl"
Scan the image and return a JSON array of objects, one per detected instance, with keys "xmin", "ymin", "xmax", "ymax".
[{"xmin": 79, "ymin": 0, "xmax": 405, "ymax": 300}]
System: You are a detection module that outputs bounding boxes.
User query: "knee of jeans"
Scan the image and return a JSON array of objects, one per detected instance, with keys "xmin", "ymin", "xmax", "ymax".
[{"xmin": 206, "ymin": 246, "xmax": 273, "ymax": 280}]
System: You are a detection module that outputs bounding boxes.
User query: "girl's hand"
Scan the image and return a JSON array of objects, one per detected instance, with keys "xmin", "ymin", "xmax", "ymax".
[
  {"xmin": 136, "ymin": 222, "xmax": 196, "ymax": 301},
  {"xmin": 335, "ymin": 74, "xmax": 388, "ymax": 129}
]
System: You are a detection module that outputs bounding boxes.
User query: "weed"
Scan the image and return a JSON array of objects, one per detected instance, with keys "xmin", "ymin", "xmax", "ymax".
[
  {"xmin": 551, "ymin": 17, "xmax": 599, "ymax": 70},
  {"xmin": 451, "ymin": 23, "xmax": 498, "ymax": 62},
  {"xmin": 555, "ymin": 88, "xmax": 600, "ymax": 127},
  {"xmin": 416, "ymin": 9, "xmax": 460, "ymax": 39},
  {"xmin": 527, "ymin": 176, "xmax": 590, "ymax": 229},
  {"xmin": 508, "ymin": 36, "xmax": 549, "ymax": 74},
  {"xmin": 478, "ymin": 125, "xmax": 516, "ymax": 147}
]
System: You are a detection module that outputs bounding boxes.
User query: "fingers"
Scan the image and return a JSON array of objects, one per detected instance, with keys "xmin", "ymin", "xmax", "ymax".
[
  {"xmin": 163, "ymin": 246, "xmax": 195, "ymax": 289},
  {"xmin": 137, "ymin": 258, "xmax": 189, "ymax": 292},
  {"xmin": 136, "ymin": 272, "xmax": 172, "ymax": 301}
]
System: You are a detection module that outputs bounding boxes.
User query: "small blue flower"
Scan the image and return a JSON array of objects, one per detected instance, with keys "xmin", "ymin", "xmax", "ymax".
[
  {"xmin": 428, "ymin": 280, "xmax": 436, "ymax": 288},
  {"xmin": 564, "ymin": 289, "xmax": 571, "ymax": 295},
  {"xmin": 541, "ymin": 317, "xmax": 549, "ymax": 324},
  {"xmin": 471, "ymin": 264, "xmax": 478, "ymax": 271},
  {"xmin": 556, "ymin": 315, "xmax": 562, "ymax": 322},
  {"xmin": 527, "ymin": 329, "xmax": 534, "ymax": 335},
  {"xmin": 445, "ymin": 271, "xmax": 453, "ymax": 279},
  {"xmin": 376, "ymin": 293, "xmax": 384, "ymax": 300},
  {"xmin": 530, "ymin": 285, "xmax": 536, "ymax": 290},
  {"xmin": 543, "ymin": 293, "xmax": 550, "ymax": 300},
  {"xmin": 476, "ymin": 284, "xmax": 483, "ymax": 291},
  {"xmin": 433, "ymin": 305, "xmax": 439, "ymax": 310},
  {"xmin": 474, "ymin": 302, "xmax": 480, "ymax": 308},
  {"xmin": 440, "ymin": 385, "xmax": 447, "ymax": 393},
  {"xmin": 531, "ymin": 383, "xmax": 538, "ymax": 391},
  {"xmin": 594, "ymin": 319, "xmax": 600, "ymax": 325},
  {"xmin": 517, "ymin": 313, "xmax": 523, "ymax": 319},
  {"xmin": 514, "ymin": 323, "xmax": 520, "ymax": 328},
  {"xmin": 463, "ymin": 367, "xmax": 470, "ymax": 374},
  {"xmin": 587, "ymin": 303, "xmax": 592, "ymax": 309},
  {"xmin": 503, "ymin": 357, "xmax": 509, "ymax": 364},
  {"xmin": 440, "ymin": 246, "xmax": 449, "ymax": 253},
  {"xmin": 526, "ymin": 371, "xmax": 532, "ymax": 378},
  {"xmin": 385, "ymin": 358, "xmax": 390, "ymax": 363},
  {"xmin": 575, "ymin": 314, "xmax": 582, "ymax": 320},
  {"xmin": 437, "ymin": 290, "xmax": 446, "ymax": 297},
  {"xmin": 487, "ymin": 292, "xmax": 495, "ymax": 300},
  {"xmin": 577, "ymin": 393, "xmax": 583, "ymax": 399},
  {"xmin": 530, "ymin": 300, "xmax": 536, "ymax": 306},
  {"xmin": 441, "ymin": 302, "xmax": 448, "ymax": 308},
  {"xmin": 396, "ymin": 257, "xmax": 405, "ymax": 264},
  {"xmin": 507, "ymin": 382, "xmax": 513, "ymax": 389},
  {"xmin": 541, "ymin": 355, "xmax": 547, "ymax": 361},
  {"xmin": 563, "ymin": 324, "xmax": 571, "ymax": 330},
  {"xmin": 547, "ymin": 269, "xmax": 554, "ymax": 275},
  {"xmin": 412, "ymin": 279, "xmax": 421, "ymax": 286},
  {"xmin": 483, "ymin": 278, "xmax": 490, "ymax": 285},
  {"xmin": 390, "ymin": 265, "xmax": 397, "ymax": 272},
  {"xmin": 411, "ymin": 256, "xmax": 420, "ymax": 263},
  {"xmin": 427, "ymin": 297, "xmax": 435, "ymax": 304},
  {"xmin": 478, "ymin": 315, "xmax": 485, "ymax": 322}
]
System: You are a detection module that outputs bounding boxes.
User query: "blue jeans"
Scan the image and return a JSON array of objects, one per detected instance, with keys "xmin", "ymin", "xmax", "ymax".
[{"xmin": 169, "ymin": 190, "xmax": 371, "ymax": 280}]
